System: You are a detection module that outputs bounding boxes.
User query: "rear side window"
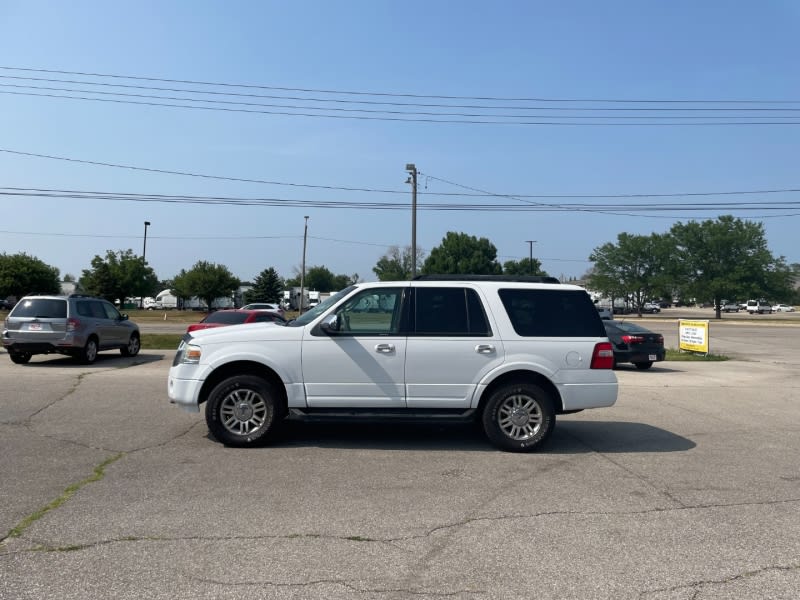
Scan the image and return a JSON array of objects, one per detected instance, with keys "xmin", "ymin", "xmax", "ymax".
[
  {"xmin": 413, "ymin": 288, "xmax": 490, "ymax": 336},
  {"xmin": 499, "ymin": 289, "xmax": 605, "ymax": 337},
  {"xmin": 10, "ymin": 298, "xmax": 67, "ymax": 319}
]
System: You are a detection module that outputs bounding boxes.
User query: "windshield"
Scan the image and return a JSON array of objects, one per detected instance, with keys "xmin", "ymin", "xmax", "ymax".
[{"xmin": 288, "ymin": 286, "xmax": 356, "ymax": 327}]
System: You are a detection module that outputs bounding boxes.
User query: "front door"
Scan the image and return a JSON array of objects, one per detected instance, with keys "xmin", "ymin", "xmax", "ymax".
[{"xmin": 301, "ymin": 287, "xmax": 407, "ymax": 407}]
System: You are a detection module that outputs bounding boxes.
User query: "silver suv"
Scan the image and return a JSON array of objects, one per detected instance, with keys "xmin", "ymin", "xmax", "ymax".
[
  {"xmin": 3, "ymin": 294, "xmax": 140, "ymax": 364},
  {"xmin": 169, "ymin": 276, "xmax": 618, "ymax": 452}
]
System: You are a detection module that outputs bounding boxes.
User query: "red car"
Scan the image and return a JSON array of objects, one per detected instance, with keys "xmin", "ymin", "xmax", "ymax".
[{"xmin": 186, "ymin": 309, "xmax": 287, "ymax": 333}]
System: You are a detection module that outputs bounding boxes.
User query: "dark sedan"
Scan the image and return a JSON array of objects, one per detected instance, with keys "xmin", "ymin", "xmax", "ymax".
[{"xmin": 603, "ymin": 320, "xmax": 665, "ymax": 370}]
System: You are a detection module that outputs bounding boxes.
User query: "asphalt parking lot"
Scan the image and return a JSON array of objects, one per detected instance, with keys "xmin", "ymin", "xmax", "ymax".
[{"xmin": 1, "ymin": 321, "xmax": 799, "ymax": 599}]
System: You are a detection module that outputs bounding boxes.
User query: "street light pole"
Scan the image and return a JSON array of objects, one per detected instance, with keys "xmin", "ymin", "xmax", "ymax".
[
  {"xmin": 141, "ymin": 221, "xmax": 151, "ymax": 309},
  {"xmin": 299, "ymin": 216, "xmax": 309, "ymax": 314},
  {"xmin": 525, "ymin": 240, "xmax": 536, "ymax": 275},
  {"xmin": 406, "ymin": 164, "xmax": 417, "ymax": 278}
]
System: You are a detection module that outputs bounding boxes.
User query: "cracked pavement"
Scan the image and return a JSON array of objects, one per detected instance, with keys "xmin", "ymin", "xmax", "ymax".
[{"xmin": 0, "ymin": 324, "xmax": 799, "ymax": 599}]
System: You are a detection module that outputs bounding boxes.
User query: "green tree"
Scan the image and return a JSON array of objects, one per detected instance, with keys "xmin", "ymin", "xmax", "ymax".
[
  {"xmin": 421, "ymin": 232, "xmax": 502, "ymax": 275},
  {"xmin": 588, "ymin": 232, "xmax": 673, "ymax": 316},
  {"xmin": 286, "ymin": 267, "xmax": 358, "ymax": 291},
  {"xmin": 0, "ymin": 252, "xmax": 61, "ymax": 299},
  {"xmin": 502, "ymin": 257, "xmax": 548, "ymax": 277},
  {"xmin": 373, "ymin": 246, "xmax": 426, "ymax": 281},
  {"xmin": 79, "ymin": 249, "xmax": 158, "ymax": 304},
  {"xmin": 171, "ymin": 261, "xmax": 240, "ymax": 309},
  {"xmin": 244, "ymin": 267, "xmax": 284, "ymax": 303},
  {"xmin": 669, "ymin": 216, "xmax": 794, "ymax": 318}
]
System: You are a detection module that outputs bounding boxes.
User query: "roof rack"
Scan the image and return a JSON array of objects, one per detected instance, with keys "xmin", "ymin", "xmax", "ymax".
[{"xmin": 412, "ymin": 274, "xmax": 561, "ymax": 284}]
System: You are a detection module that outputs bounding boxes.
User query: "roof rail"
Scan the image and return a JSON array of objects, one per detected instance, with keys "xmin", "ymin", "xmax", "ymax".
[{"xmin": 412, "ymin": 274, "xmax": 561, "ymax": 284}]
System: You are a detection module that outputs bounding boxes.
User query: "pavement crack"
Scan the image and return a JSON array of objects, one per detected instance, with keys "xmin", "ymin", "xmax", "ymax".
[
  {"xmin": 0, "ymin": 452, "xmax": 124, "ymax": 548},
  {"xmin": 639, "ymin": 562, "xmax": 800, "ymax": 598}
]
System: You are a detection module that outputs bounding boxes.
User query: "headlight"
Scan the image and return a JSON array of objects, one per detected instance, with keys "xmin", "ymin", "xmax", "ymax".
[{"xmin": 173, "ymin": 338, "xmax": 202, "ymax": 366}]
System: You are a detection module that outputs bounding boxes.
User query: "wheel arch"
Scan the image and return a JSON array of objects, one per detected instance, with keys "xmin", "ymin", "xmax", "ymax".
[
  {"xmin": 477, "ymin": 369, "xmax": 564, "ymax": 415},
  {"xmin": 198, "ymin": 361, "xmax": 288, "ymax": 417}
]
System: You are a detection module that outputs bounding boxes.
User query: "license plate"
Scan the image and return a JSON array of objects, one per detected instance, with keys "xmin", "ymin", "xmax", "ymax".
[
  {"xmin": 649, "ymin": 354, "xmax": 657, "ymax": 361},
  {"xmin": 28, "ymin": 323, "xmax": 42, "ymax": 331}
]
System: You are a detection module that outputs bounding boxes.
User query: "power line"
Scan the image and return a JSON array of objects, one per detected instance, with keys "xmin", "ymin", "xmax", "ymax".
[
  {"xmin": 3, "ymin": 76, "xmax": 800, "ymax": 114},
  {"xmin": 7, "ymin": 82, "xmax": 800, "ymax": 120},
  {"xmin": 6, "ymin": 89, "xmax": 800, "ymax": 126},
  {"xmin": 1, "ymin": 187, "xmax": 798, "ymax": 217},
  {"xmin": 4, "ymin": 147, "xmax": 800, "ymax": 200},
  {"xmin": 2, "ymin": 65, "xmax": 798, "ymax": 104}
]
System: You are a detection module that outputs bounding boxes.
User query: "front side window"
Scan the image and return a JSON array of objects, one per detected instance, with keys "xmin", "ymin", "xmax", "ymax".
[
  {"xmin": 499, "ymin": 289, "xmax": 605, "ymax": 337},
  {"xmin": 334, "ymin": 288, "xmax": 403, "ymax": 334},
  {"xmin": 413, "ymin": 287, "xmax": 490, "ymax": 336},
  {"xmin": 102, "ymin": 302, "xmax": 121, "ymax": 320}
]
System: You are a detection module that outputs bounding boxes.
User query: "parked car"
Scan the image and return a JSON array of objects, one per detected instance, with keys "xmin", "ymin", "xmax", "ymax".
[
  {"xmin": 241, "ymin": 302, "xmax": 285, "ymax": 317},
  {"xmin": 602, "ymin": 320, "xmax": 665, "ymax": 370},
  {"xmin": 168, "ymin": 275, "xmax": 618, "ymax": 452},
  {"xmin": 2, "ymin": 294, "xmax": 140, "ymax": 364},
  {"xmin": 746, "ymin": 300, "xmax": 772, "ymax": 314},
  {"xmin": 721, "ymin": 301, "xmax": 740, "ymax": 313},
  {"xmin": 772, "ymin": 303, "xmax": 796, "ymax": 312},
  {"xmin": 596, "ymin": 306, "xmax": 613, "ymax": 320},
  {"xmin": 1, "ymin": 298, "xmax": 17, "ymax": 310},
  {"xmin": 641, "ymin": 302, "xmax": 661, "ymax": 314},
  {"xmin": 186, "ymin": 309, "xmax": 287, "ymax": 333}
]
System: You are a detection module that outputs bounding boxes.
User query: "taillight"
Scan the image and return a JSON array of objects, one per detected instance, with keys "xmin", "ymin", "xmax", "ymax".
[
  {"xmin": 67, "ymin": 318, "xmax": 80, "ymax": 332},
  {"xmin": 621, "ymin": 334, "xmax": 645, "ymax": 344},
  {"xmin": 591, "ymin": 342, "xmax": 614, "ymax": 369}
]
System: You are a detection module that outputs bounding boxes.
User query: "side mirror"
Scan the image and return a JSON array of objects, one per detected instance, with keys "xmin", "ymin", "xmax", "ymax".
[
  {"xmin": 319, "ymin": 313, "xmax": 340, "ymax": 334},
  {"xmin": 120, "ymin": 313, "xmax": 129, "ymax": 321}
]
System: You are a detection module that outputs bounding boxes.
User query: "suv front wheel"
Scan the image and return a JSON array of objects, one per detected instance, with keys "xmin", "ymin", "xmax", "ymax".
[
  {"xmin": 205, "ymin": 375, "xmax": 279, "ymax": 447},
  {"xmin": 482, "ymin": 382, "xmax": 555, "ymax": 452}
]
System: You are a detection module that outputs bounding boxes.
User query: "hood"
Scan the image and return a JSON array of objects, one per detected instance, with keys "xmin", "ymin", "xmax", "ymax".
[{"xmin": 186, "ymin": 321, "xmax": 303, "ymax": 344}]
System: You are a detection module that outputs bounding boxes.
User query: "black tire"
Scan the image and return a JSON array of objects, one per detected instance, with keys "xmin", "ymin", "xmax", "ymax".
[
  {"xmin": 205, "ymin": 375, "xmax": 279, "ymax": 447},
  {"xmin": 634, "ymin": 361, "xmax": 653, "ymax": 370},
  {"xmin": 78, "ymin": 337, "xmax": 98, "ymax": 364},
  {"xmin": 482, "ymin": 382, "xmax": 555, "ymax": 452},
  {"xmin": 9, "ymin": 351, "xmax": 32, "ymax": 364},
  {"xmin": 120, "ymin": 333, "xmax": 141, "ymax": 357}
]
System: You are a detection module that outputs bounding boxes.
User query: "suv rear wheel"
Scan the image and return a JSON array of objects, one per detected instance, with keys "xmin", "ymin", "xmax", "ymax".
[
  {"xmin": 482, "ymin": 382, "xmax": 555, "ymax": 452},
  {"xmin": 78, "ymin": 337, "xmax": 98, "ymax": 364},
  {"xmin": 205, "ymin": 375, "xmax": 279, "ymax": 447},
  {"xmin": 9, "ymin": 351, "xmax": 32, "ymax": 364}
]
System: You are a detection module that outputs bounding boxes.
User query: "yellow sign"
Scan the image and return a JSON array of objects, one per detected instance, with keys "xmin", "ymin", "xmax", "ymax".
[{"xmin": 679, "ymin": 320, "xmax": 710, "ymax": 354}]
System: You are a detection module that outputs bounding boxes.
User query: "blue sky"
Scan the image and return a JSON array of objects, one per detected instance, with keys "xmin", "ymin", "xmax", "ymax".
[{"xmin": 1, "ymin": 1, "xmax": 798, "ymax": 285}]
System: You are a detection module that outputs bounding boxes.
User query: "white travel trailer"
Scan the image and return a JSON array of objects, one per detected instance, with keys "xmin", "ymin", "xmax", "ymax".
[{"xmin": 154, "ymin": 289, "xmax": 179, "ymax": 309}]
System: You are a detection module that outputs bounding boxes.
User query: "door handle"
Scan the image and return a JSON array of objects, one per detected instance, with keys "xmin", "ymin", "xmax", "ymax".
[
  {"xmin": 375, "ymin": 343, "xmax": 395, "ymax": 353},
  {"xmin": 475, "ymin": 344, "xmax": 495, "ymax": 354}
]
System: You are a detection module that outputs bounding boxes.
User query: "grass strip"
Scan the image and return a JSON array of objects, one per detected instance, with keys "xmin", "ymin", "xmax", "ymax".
[{"xmin": 666, "ymin": 348, "xmax": 729, "ymax": 361}]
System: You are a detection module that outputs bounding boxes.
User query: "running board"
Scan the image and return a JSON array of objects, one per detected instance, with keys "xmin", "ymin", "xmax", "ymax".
[{"xmin": 288, "ymin": 407, "xmax": 477, "ymax": 423}]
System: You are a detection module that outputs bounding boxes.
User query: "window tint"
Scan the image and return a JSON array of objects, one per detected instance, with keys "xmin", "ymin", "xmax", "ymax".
[
  {"xmin": 11, "ymin": 298, "xmax": 67, "ymax": 319},
  {"xmin": 102, "ymin": 302, "xmax": 120, "ymax": 320},
  {"xmin": 204, "ymin": 312, "xmax": 250, "ymax": 325},
  {"xmin": 254, "ymin": 313, "xmax": 284, "ymax": 323},
  {"xmin": 499, "ymin": 289, "xmax": 605, "ymax": 337},
  {"xmin": 76, "ymin": 301, "xmax": 93, "ymax": 318},
  {"xmin": 88, "ymin": 301, "xmax": 107, "ymax": 319},
  {"xmin": 414, "ymin": 288, "xmax": 490, "ymax": 336},
  {"xmin": 334, "ymin": 288, "xmax": 402, "ymax": 334}
]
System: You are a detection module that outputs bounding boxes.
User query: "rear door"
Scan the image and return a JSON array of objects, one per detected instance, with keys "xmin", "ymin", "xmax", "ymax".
[{"xmin": 404, "ymin": 286, "xmax": 504, "ymax": 409}]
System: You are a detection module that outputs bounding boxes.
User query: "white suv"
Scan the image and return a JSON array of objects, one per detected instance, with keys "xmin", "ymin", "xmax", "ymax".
[{"xmin": 168, "ymin": 276, "xmax": 618, "ymax": 452}]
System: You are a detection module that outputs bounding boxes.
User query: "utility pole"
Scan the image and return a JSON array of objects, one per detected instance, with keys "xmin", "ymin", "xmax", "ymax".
[
  {"xmin": 299, "ymin": 216, "xmax": 309, "ymax": 314},
  {"xmin": 525, "ymin": 240, "xmax": 536, "ymax": 275},
  {"xmin": 141, "ymin": 221, "xmax": 150, "ymax": 309},
  {"xmin": 406, "ymin": 164, "xmax": 418, "ymax": 277}
]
